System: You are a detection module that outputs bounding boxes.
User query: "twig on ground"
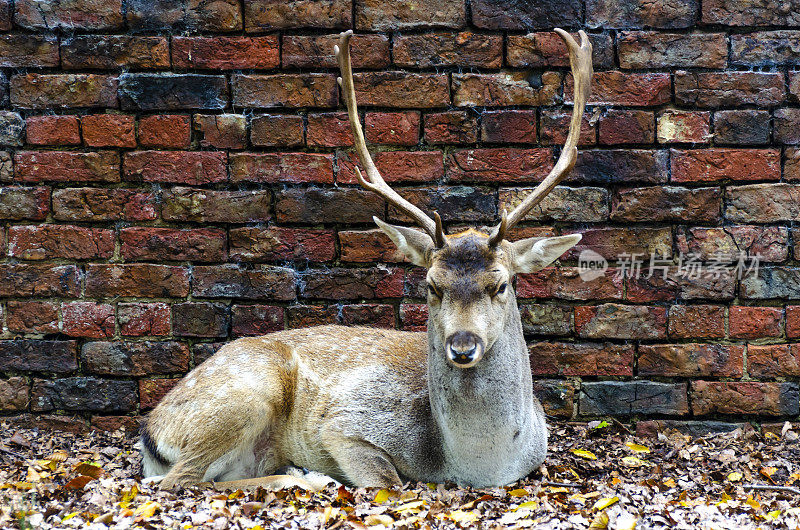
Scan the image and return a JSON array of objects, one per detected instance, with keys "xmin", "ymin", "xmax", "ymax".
[
  {"xmin": 743, "ymin": 484, "xmax": 800, "ymax": 495},
  {"xmin": 612, "ymin": 418, "xmax": 634, "ymax": 435},
  {"xmin": 0, "ymin": 446, "xmax": 25, "ymax": 459},
  {"xmin": 541, "ymin": 482, "xmax": 583, "ymax": 489}
]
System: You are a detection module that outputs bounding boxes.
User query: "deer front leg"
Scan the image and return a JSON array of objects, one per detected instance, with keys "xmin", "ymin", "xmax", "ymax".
[{"xmin": 322, "ymin": 434, "xmax": 402, "ymax": 488}]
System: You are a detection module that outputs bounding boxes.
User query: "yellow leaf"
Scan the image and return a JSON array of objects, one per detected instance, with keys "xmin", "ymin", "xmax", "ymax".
[
  {"xmin": 394, "ymin": 500, "xmax": 425, "ymax": 514},
  {"xmin": 449, "ymin": 510, "xmax": 479, "ymax": 524},
  {"xmin": 508, "ymin": 488, "xmax": 529, "ymax": 497},
  {"xmin": 767, "ymin": 510, "xmax": 781, "ymax": 519},
  {"xmin": 516, "ymin": 501, "xmax": 538, "ymax": 511},
  {"xmin": 365, "ymin": 514, "xmax": 394, "ymax": 526},
  {"xmin": 62, "ymin": 512, "xmax": 80, "ymax": 521},
  {"xmin": 662, "ymin": 478, "xmax": 676, "ymax": 488},
  {"xmin": 593, "ymin": 496, "xmax": 619, "ymax": 511},
  {"xmin": 121, "ymin": 484, "xmax": 139, "ymax": 503},
  {"xmin": 625, "ymin": 442, "xmax": 650, "ymax": 453},
  {"xmin": 727, "ymin": 472, "xmax": 743, "ymax": 482},
  {"xmin": 134, "ymin": 501, "xmax": 161, "ymax": 518},
  {"xmin": 760, "ymin": 467, "xmax": 777, "ymax": 479},
  {"xmin": 46, "ymin": 450, "xmax": 68, "ymax": 463},
  {"xmin": 588, "ymin": 511, "xmax": 609, "ymax": 529},
  {"xmin": 745, "ymin": 496, "xmax": 761, "ymax": 511},
  {"xmin": 621, "ymin": 456, "xmax": 649, "ymax": 468},
  {"xmin": 374, "ymin": 489, "xmax": 390, "ymax": 503},
  {"xmin": 571, "ymin": 449, "xmax": 598, "ymax": 460}
]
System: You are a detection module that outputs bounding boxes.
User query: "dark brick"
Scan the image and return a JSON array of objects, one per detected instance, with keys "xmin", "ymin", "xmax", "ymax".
[
  {"xmin": 390, "ymin": 186, "xmax": 496, "ymax": 224},
  {"xmin": 121, "ymin": 227, "xmax": 226, "ymax": 262},
  {"xmin": 677, "ymin": 226, "xmax": 788, "ymax": 262},
  {"xmin": 731, "ymin": 31, "xmax": 800, "ymax": 66},
  {"xmin": 162, "ymin": 188, "xmax": 272, "ymax": 223},
  {"xmin": 194, "ymin": 114, "xmax": 247, "ymax": 150},
  {"xmin": 301, "ymin": 267, "xmax": 403, "ymax": 300},
  {"xmin": 598, "ymin": 109, "xmax": 655, "ymax": 145},
  {"xmin": 138, "ymin": 115, "xmax": 191, "ymax": 149},
  {"xmin": 193, "ymin": 265, "xmax": 296, "ymax": 301},
  {"xmin": 287, "ymin": 305, "xmax": 339, "ymax": 328},
  {"xmin": 580, "ymin": 381, "xmax": 688, "ymax": 416},
  {"xmin": 0, "ymin": 377, "xmax": 28, "ymax": 411},
  {"xmin": 587, "ymin": 0, "xmax": 697, "ymax": 28},
  {"xmin": 793, "ymin": 306, "xmax": 800, "ymax": 338},
  {"xmin": 618, "ymin": 32, "xmax": 726, "ymax": 69},
  {"xmin": 533, "ymin": 380, "xmax": 575, "ymax": 418},
  {"xmin": 341, "ymin": 304, "xmax": 395, "ymax": 328},
  {"xmin": 775, "ymin": 109, "xmax": 800, "ymax": 144},
  {"xmin": 173, "ymin": 36, "xmax": 278, "ymax": 70},
  {"xmin": 657, "ymin": 110, "xmax": 711, "ymax": 144},
  {"xmin": 229, "ymin": 227, "xmax": 336, "ymax": 262},
  {"xmin": 61, "ymin": 302, "xmax": 115, "ymax": 339},
  {"xmin": 566, "ymin": 72, "xmax": 671, "ymax": 107},
  {"xmin": 127, "ymin": 0, "xmax": 241, "ymax": 32},
  {"xmin": 423, "ymin": 111, "xmax": 477, "ymax": 144},
  {"xmin": 0, "ymin": 151, "xmax": 11, "ymax": 181},
  {"xmin": 499, "ymin": 186, "xmax": 608, "ymax": 223},
  {"xmin": 15, "ymin": 151, "xmax": 119, "ymax": 184},
  {"xmin": 453, "ymin": 72, "xmax": 560, "ymax": 107},
  {"xmin": 668, "ymin": 305, "xmax": 726, "ymax": 339},
  {"xmin": 481, "ymin": 110, "xmax": 536, "ymax": 144},
  {"xmin": 519, "ymin": 304, "xmax": 572, "ymax": 336},
  {"xmin": 192, "ymin": 343, "xmax": 223, "ymax": 366},
  {"xmin": 173, "ymin": 302, "xmax": 229, "ymax": 338},
  {"xmin": 251, "ymin": 114, "xmax": 304, "ymax": 147},
  {"xmin": 0, "ymin": 35, "xmax": 58, "ymax": 68},
  {"xmin": 365, "ymin": 112, "xmax": 420, "ymax": 146},
  {"xmin": 353, "ymin": 72, "xmax": 449, "ymax": 108},
  {"xmin": 31, "ymin": 377, "xmax": 137, "ymax": 413},
  {"xmin": 726, "ymin": 184, "xmax": 800, "ymax": 222},
  {"xmin": 529, "ymin": 342, "xmax": 633, "ymax": 376},
  {"xmin": 748, "ymin": 344, "xmax": 800, "ymax": 377},
  {"xmin": 232, "ymin": 305, "xmax": 284, "ymax": 336},
  {"xmin": 119, "ymin": 74, "xmax": 227, "ymax": 111},
  {"xmin": 0, "ymin": 112, "xmax": 23, "ymax": 146},
  {"xmin": 61, "ymin": 36, "xmax": 169, "ymax": 70},
  {"xmin": 740, "ymin": 267, "xmax": 800, "ymax": 300},
  {"xmin": 0, "ymin": 187, "xmax": 49, "ymax": 220},
  {"xmin": 540, "ymin": 110, "xmax": 597, "ymax": 146},
  {"xmin": 232, "ymin": 74, "xmax": 337, "ymax": 108},
  {"xmin": 276, "ymin": 188, "xmax": 383, "ymax": 224},
  {"xmin": 713, "ymin": 111, "xmax": 770, "ymax": 145},
  {"xmin": 691, "ymin": 381, "xmax": 799, "ymax": 416},
  {"xmin": 9, "ymin": 225, "xmax": 114, "ymax": 260},
  {"xmin": 85, "ymin": 264, "xmax": 189, "ymax": 298},
  {"xmin": 15, "ymin": 0, "xmax": 122, "ymax": 30},
  {"xmin": 394, "ymin": 32, "xmax": 500, "ymax": 68},
  {"xmin": 7, "ymin": 301, "xmax": 58, "ymax": 334},
  {"xmin": 507, "ymin": 32, "xmax": 613, "ymax": 68},
  {"xmin": 400, "ymin": 303, "xmax": 427, "ymax": 331},
  {"xmin": 675, "ymin": 72, "xmax": 785, "ymax": 108},
  {"xmin": 124, "ymin": 151, "xmax": 227, "ymax": 185},
  {"xmin": 639, "ymin": 344, "xmax": 744, "ymax": 377},
  {"xmin": 703, "ymin": 0, "xmax": 800, "ymax": 26},
  {"xmin": 11, "ymin": 74, "xmax": 118, "ymax": 109},
  {"xmin": 118, "ymin": 303, "xmax": 171, "ymax": 337},
  {"xmin": 612, "ymin": 186, "xmax": 721, "ymax": 223},
  {"xmin": 472, "ymin": 0, "xmax": 580, "ymax": 30},
  {"xmin": 282, "ymin": 34, "xmax": 389, "ymax": 69},
  {"xmin": 52, "ymin": 188, "xmax": 156, "ymax": 222},
  {"xmin": 245, "ymin": 0, "xmax": 350, "ymax": 31},
  {"xmin": 0, "ymin": 264, "xmax": 80, "ymax": 297},
  {"xmin": 358, "ymin": 0, "xmax": 464, "ymax": 30},
  {"xmin": 565, "ymin": 226, "xmax": 672, "ymax": 262},
  {"xmin": 0, "ymin": 340, "xmax": 77, "ymax": 373}
]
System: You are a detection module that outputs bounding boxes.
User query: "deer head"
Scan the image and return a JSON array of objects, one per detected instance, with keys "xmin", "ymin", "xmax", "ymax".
[{"xmin": 335, "ymin": 29, "xmax": 593, "ymax": 369}]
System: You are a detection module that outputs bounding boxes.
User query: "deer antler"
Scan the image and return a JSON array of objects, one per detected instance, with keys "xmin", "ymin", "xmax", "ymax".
[
  {"xmin": 335, "ymin": 30, "xmax": 446, "ymax": 248},
  {"xmin": 488, "ymin": 29, "xmax": 593, "ymax": 247}
]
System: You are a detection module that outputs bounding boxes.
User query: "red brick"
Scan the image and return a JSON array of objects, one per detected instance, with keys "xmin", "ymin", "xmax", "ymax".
[
  {"xmin": 394, "ymin": 32, "xmax": 501, "ymax": 68},
  {"xmin": 339, "ymin": 229, "xmax": 405, "ymax": 263},
  {"xmin": 25, "ymin": 116, "xmax": 80, "ymax": 146},
  {"xmin": 62, "ymin": 302, "xmax": 114, "ymax": 339},
  {"xmin": 287, "ymin": 305, "xmax": 338, "ymax": 329},
  {"xmin": 85, "ymin": 264, "xmax": 189, "ymax": 298},
  {"xmin": 15, "ymin": 151, "xmax": 119, "ymax": 183},
  {"xmin": 529, "ymin": 342, "xmax": 633, "ymax": 376},
  {"xmin": 341, "ymin": 304, "xmax": 395, "ymax": 328},
  {"xmin": 356, "ymin": 0, "xmax": 465, "ymax": 30},
  {"xmin": 748, "ymin": 344, "xmax": 800, "ymax": 378},
  {"xmin": 788, "ymin": 306, "xmax": 800, "ymax": 338},
  {"xmin": 691, "ymin": 381, "xmax": 798, "ymax": 416},
  {"xmin": 599, "ymin": 109, "xmax": 655, "ymax": 145},
  {"xmin": 282, "ymin": 34, "xmax": 389, "ymax": 69},
  {"xmin": 675, "ymin": 72, "xmax": 785, "ymax": 108},
  {"xmin": 453, "ymin": 72, "xmax": 560, "ymax": 107},
  {"xmin": 0, "ymin": 264, "xmax": 80, "ymax": 297},
  {"xmin": 677, "ymin": 226, "xmax": 788, "ymax": 262},
  {"xmin": 232, "ymin": 305, "xmax": 284, "ymax": 336},
  {"xmin": 229, "ymin": 227, "xmax": 335, "ymax": 262},
  {"xmin": 11, "ymin": 73, "xmax": 118, "ymax": 109},
  {"xmin": 121, "ymin": 227, "xmax": 227, "ymax": 262},
  {"xmin": 618, "ymin": 32, "xmax": 727, "ymax": 69},
  {"xmin": 162, "ymin": 188, "xmax": 271, "ymax": 223},
  {"xmin": 9, "ymin": 225, "xmax": 114, "ymax": 260},
  {"xmin": 481, "ymin": 110, "xmax": 536, "ymax": 144},
  {"xmin": 7, "ymin": 301, "xmax": 58, "ymax": 333},
  {"xmin": 337, "ymin": 151, "xmax": 444, "ymax": 184},
  {"xmin": 118, "ymin": 303, "xmax": 171, "ymax": 337},
  {"xmin": 301, "ymin": 267, "xmax": 404, "ymax": 300},
  {"xmin": 52, "ymin": 188, "xmax": 156, "ymax": 222},
  {"xmin": 193, "ymin": 265, "xmax": 296, "ymax": 301},
  {"xmin": 244, "ymin": 0, "xmax": 350, "ymax": 31},
  {"xmin": 172, "ymin": 36, "xmax": 279, "ymax": 69},
  {"xmin": 507, "ymin": 31, "xmax": 613, "ymax": 68},
  {"xmin": 138, "ymin": 115, "xmax": 191, "ymax": 148},
  {"xmin": 16, "ymin": 0, "xmax": 122, "ymax": 30},
  {"xmin": 725, "ymin": 183, "xmax": 800, "ymax": 223},
  {"xmin": 232, "ymin": 74, "xmax": 337, "ymax": 108},
  {"xmin": 193, "ymin": 114, "xmax": 246, "ymax": 149},
  {"xmin": 729, "ymin": 306, "xmax": 783, "ymax": 339},
  {"xmin": 612, "ymin": 186, "xmax": 721, "ymax": 223},
  {"xmin": 230, "ymin": 152, "xmax": 333, "ymax": 184},
  {"xmin": 353, "ymin": 72, "xmax": 449, "ymax": 108},
  {"xmin": 575, "ymin": 303, "xmax": 667, "ymax": 339},
  {"xmin": 424, "ymin": 111, "xmax": 477, "ymax": 144},
  {"xmin": 0, "ymin": 34, "xmax": 58, "ymax": 68},
  {"xmin": 307, "ymin": 112, "xmax": 352, "ymax": 147},
  {"xmin": 540, "ymin": 110, "xmax": 596, "ymax": 146},
  {"xmin": 668, "ymin": 305, "xmax": 726, "ymax": 339},
  {"xmin": 250, "ymin": 114, "xmax": 304, "ymax": 147},
  {"xmin": 566, "ymin": 72, "xmax": 671, "ymax": 107},
  {"xmin": 400, "ymin": 303, "xmax": 427, "ymax": 331},
  {"xmin": 671, "ymin": 149, "xmax": 780, "ymax": 183},
  {"xmin": 81, "ymin": 114, "xmax": 135, "ymax": 148},
  {"xmin": 639, "ymin": 344, "xmax": 744, "ymax": 377},
  {"xmin": 139, "ymin": 379, "xmax": 178, "ymax": 410},
  {"xmin": 124, "ymin": 151, "xmax": 227, "ymax": 185},
  {"xmin": 657, "ymin": 110, "xmax": 711, "ymax": 144},
  {"xmin": 61, "ymin": 35, "xmax": 169, "ymax": 70},
  {"xmin": 517, "ymin": 267, "xmax": 623, "ymax": 301},
  {"xmin": 365, "ymin": 112, "xmax": 420, "ymax": 146},
  {"xmin": 447, "ymin": 148, "xmax": 552, "ymax": 183}
]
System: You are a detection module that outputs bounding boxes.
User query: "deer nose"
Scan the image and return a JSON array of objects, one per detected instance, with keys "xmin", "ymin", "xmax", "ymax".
[{"xmin": 446, "ymin": 331, "xmax": 484, "ymax": 367}]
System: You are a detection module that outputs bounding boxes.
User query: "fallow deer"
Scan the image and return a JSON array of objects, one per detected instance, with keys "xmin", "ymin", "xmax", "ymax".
[{"xmin": 140, "ymin": 29, "xmax": 592, "ymax": 490}]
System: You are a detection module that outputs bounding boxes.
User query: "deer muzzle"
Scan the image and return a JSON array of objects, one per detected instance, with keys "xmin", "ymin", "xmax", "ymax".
[{"xmin": 445, "ymin": 331, "xmax": 485, "ymax": 368}]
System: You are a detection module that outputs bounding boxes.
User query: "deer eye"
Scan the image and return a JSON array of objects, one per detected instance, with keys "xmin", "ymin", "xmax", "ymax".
[
  {"xmin": 427, "ymin": 283, "xmax": 441, "ymax": 298},
  {"xmin": 494, "ymin": 283, "xmax": 508, "ymax": 296}
]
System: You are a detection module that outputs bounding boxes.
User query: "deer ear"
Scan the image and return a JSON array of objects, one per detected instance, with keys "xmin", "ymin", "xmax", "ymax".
[
  {"xmin": 509, "ymin": 234, "xmax": 582, "ymax": 274},
  {"xmin": 374, "ymin": 217, "xmax": 434, "ymax": 268}
]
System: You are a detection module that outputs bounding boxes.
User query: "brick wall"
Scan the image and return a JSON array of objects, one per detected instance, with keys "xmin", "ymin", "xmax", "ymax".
[{"xmin": 0, "ymin": 0, "xmax": 798, "ymax": 433}]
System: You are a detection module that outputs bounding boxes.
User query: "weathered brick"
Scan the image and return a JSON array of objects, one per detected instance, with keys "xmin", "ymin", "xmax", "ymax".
[
  {"xmin": 9, "ymin": 225, "xmax": 114, "ymax": 260},
  {"xmin": 657, "ymin": 110, "xmax": 711, "ymax": 144},
  {"xmin": 193, "ymin": 265, "xmax": 296, "ymax": 301},
  {"xmin": 588, "ymin": 0, "xmax": 697, "ymax": 28},
  {"xmin": 232, "ymin": 74, "xmax": 337, "ymax": 108},
  {"xmin": 575, "ymin": 303, "xmax": 667, "ymax": 339},
  {"xmin": 139, "ymin": 378, "xmax": 178, "ymax": 410},
  {"xmin": 389, "ymin": 186, "xmax": 495, "ymax": 223},
  {"xmin": 339, "ymin": 229, "xmax": 404, "ymax": 263},
  {"xmin": 162, "ymin": 188, "xmax": 272, "ymax": 223},
  {"xmin": 447, "ymin": 148, "xmax": 551, "ymax": 183},
  {"xmin": 598, "ymin": 110, "xmax": 655, "ymax": 145},
  {"xmin": 230, "ymin": 227, "xmax": 336, "ymax": 262},
  {"xmin": 0, "ymin": 340, "xmax": 77, "ymax": 373},
  {"xmin": 138, "ymin": 115, "xmax": 191, "ymax": 149},
  {"xmin": 481, "ymin": 110, "xmax": 536, "ymax": 144},
  {"xmin": 287, "ymin": 305, "xmax": 339, "ymax": 328},
  {"xmin": 192, "ymin": 114, "xmax": 246, "ymax": 150},
  {"xmin": 472, "ymin": 0, "xmax": 580, "ymax": 30},
  {"xmin": 675, "ymin": 72, "xmax": 785, "ymax": 108},
  {"xmin": 703, "ymin": 0, "xmax": 800, "ymax": 26},
  {"xmin": 499, "ymin": 186, "xmax": 608, "ymax": 223},
  {"xmin": 124, "ymin": 151, "xmax": 227, "ymax": 185},
  {"xmin": 250, "ymin": 114, "xmax": 304, "ymax": 147},
  {"xmin": 786, "ymin": 148, "xmax": 800, "ymax": 180},
  {"xmin": 789, "ymin": 72, "xmax": 800, "ymax": 104},
  {"xmin": 741, "ymin": 267, "xmax": 800, "ymax": 300},
  {"xmin": 127, "ymin": 0, "xmax": 241, "ymax": 32},
  {"xmin": 0, "ymin": 264, "xmax": 79, "ymax": 297},
  {"xmin": 173, "ymin": 302, "xmax": 228, "ymax": 338},
  {"xmin": 731, "ymin": 31, "xmax": 800, "ymax": 66},
  {"xmin": 120, "ymin": 227, "xmax": 226, "ymax": 262},
  {"xmin": 11, "ymin": 74, "xmax": 117, "ymax": 109},
  {"xmin": 677, "ymin": 226, "xmax": 788, "ymax": 262},
  {"xmin": 245, "ymin": 0, "xmax": 350, "ymax": 31},
  {"xmin": 0, "ymin": 377, "xmax": 28, "ymax": 411},
  {"xmin": 119, "ymin": 74, "xmax": 227, "ymax": 111},
  {"xmin": 31, "ymin": 377, "xmax": 137, "ymax": 413},
  {"xmin": 0, "ymin": 151, "xmax": 12, "ymax": 181},
  {"xmin": 15, "ymin": 0, "xmax": 122, "ymax": 30},
  {"xmin": 729, "ymin": 306, "xmax": 783, "ymax": 339},
  {"xmin": 173, "ymin": 36, "xmax": 278, "ymax": 70},
  {"xmin": 365, "ymin": 112, "xmax": 420, "ymax": 146},
  {"xmin": 394, "ymin": 32, "xmax": 501, "ymax": 68},
  {"xmin": 519, "ymin": 304, "xmax": 572, "ymax": 336},
  {"xmin": 565, "ymin": 226, "xmax": 672, "ymax": 261},
  {"xmin": 400, "ymin": 303, "xmax": 427, "ymax": 331},
  {"xmin": 713, "ymin": 110, "xmax": 770, "ymax": 145},
  {"xmin": 230, "ymin": 153, "xmax": 333, "ymax": 184},
  {"xmin": 81, "ymin": 114, "xmax": 135, "ymax": 148},
  {"xmin": 775, "ymin": 109, "xmax": 800, "ymax": 145},
  {"xmin": 307, "ymin": 113, "xmax": 352, "ymax": 148},
  {"xmin": 282, "ymin": 34, "xmax": 389, "ymax": 69},
  {"xmin": 618, "ymin": 32, "xmax": 727, "ymax": 69},
  {"xmin": 749, "ymin": 344, "xmax": 800, "ymax": 377},
  {"xmin": 301, "ymin": 267, "xmax": 403, "ymax": 300},
  {"xmin": 337, "ymin": 151, "xmax": 444, "ymax": 184},
  {"xmin": 0, "ymin": 112, "xmax": 23, "ymax": 146},
  {"xmin": 232, "ymin": 305, "xmax": 284, "ymax": 336},
  {"xmin": 341, "ymin": 304, "xmax": 395, "ymax": 328},
  {"xmin": 85, "ymin": 264, "xmax": 189, "ymax": 298},
  {"xmin": 726, "ymin": 184, "xmax": 800, "ymax": 223},
  {"xmin": 533, "ymin": 380, "xmax": 575, "ymax": 418},
  {"xmin": 788, "ymin": 306, "xmax": 800, "ymax": 338},
  {"xmin": 25, "ymin": 116, "xmax": 79, "ymax": 146},
  {"xmin": 517, "ymin": 267, "xmax": 623, "ymax": 301},
  {"xmin": 7, "ymin": 301, "xmax": 58, "ymax": 333},
  {"xmin": 566, "ymin": 72, "xmax": 671, "ymax": 107},
  {"xmin": 15, "ymin": 151, "xmax": 119, "ymax": 183},
  {"xmin": 0, "ymin": 34, "xmax": 58, "ymax": 68},
  {"xmin": 61, "ymin": 36, "xmax": 169, "ymax": 70},
  {"xmin": 0, "ymin": 187, "xmax": 51, "ymax": 221},
  {"xmin": 358, "ymin": 0, "xmax": 464, "ymax": 30},
  {"xmin": 540, "ymin": 110, "xmax": 597, "ymax": 146},
  {"xmin": 640, "ymin": 343, "xmax": 744, "ymax": 377},
  {"xmin": 118, "ymin": 303, "xmax": 171, "ymax": 337},
  {"xmin": 580, "ymin": 381, "xmax": 688, "ymax": 416},
  {"xmin": 672, "ymin": 149, "xmax": 779, "ymax": 183},
  {"xmin": 507, "ymin": 32, "xmax": 613, "ymax": 68},
  {"xmin": 453, "ymin": 72, "xmax": 560, "ymax": 107},
  {"xmin": 276, "ymin": 188, "xmax": 383, "ymax": 224},
  {"xmin": 421, "ymin": 111, "xmax": 477, "ymax": 145},
  {"xmin": 612, "ymin": 186, "xmax": 721, "ymax": 223},
  {"xmin": 668, "ymin": 305, "xmax": 726, "ymax": 339},
  {"xmin": 692, "ymin": 381, "xmax": 799, "ymax": 416},
  {"xmin": 62, "ymin": 302, "xmax": 114, "ymax": 339},
  {"xmin": 353, "ymin": 72, "xmax": 449, "ymax": 108},
  {"xmin": 52, "ymin": 188, "xmax": 156, "ymax": 222},
  {"xmin": 192, "ymin": 343, "xmax": 223, "ymax": 365},
  {"xmin": 0, "ymin": 0, "xmax": 8, "ymax": 30},
  {"xmin": 529, "ymin": 342, "xmax": 633, "ymax": 376}
]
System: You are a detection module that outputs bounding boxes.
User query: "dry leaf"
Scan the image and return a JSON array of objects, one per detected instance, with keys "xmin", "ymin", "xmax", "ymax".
[{"xmin": 571, "ymin": 449, "xmax": 598, "ymax": 460}]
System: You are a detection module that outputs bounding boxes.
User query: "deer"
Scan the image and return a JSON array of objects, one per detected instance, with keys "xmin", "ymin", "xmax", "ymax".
[{"xmin": 139, "ymin": 29, "xmax": 592, "ymax": 491}]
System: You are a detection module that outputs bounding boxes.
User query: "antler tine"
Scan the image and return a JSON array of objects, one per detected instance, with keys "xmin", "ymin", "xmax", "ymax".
[
  {"xmin": 490, "ymin": 29, "xmax": 593, "ymax": 246},
  {"xmin": 336, "ymin": 31, "xmax": 444, "ymax": 246}
]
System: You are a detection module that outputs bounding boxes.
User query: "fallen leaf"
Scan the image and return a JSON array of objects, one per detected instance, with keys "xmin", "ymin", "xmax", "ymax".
[
  {"xmin": 625, "ymin": 442, "xmax": 651, "ymax": 453},
  {"xmin": 571, "ymin": 449, "xmax": 598, "ymax": 460},
  {"xmin": 593, "ymin": 496, "xmax": 619, "ymax": 510},
  {"xmin": 727, "ymin": 472, "xmax": 743, "ymax": 482},
  {"xmin": 64, "ymin": 475, "xmax": 93, "ymax": 490},
  {"xmin": 508, "ymin": 488, "xmax": 529, "ymax": 497}
]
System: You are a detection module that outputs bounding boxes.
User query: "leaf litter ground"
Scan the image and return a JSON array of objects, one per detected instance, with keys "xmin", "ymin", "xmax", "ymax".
[{"xmin": 1, "ymin": 420, "xmax": 799, "ymax": 529}]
